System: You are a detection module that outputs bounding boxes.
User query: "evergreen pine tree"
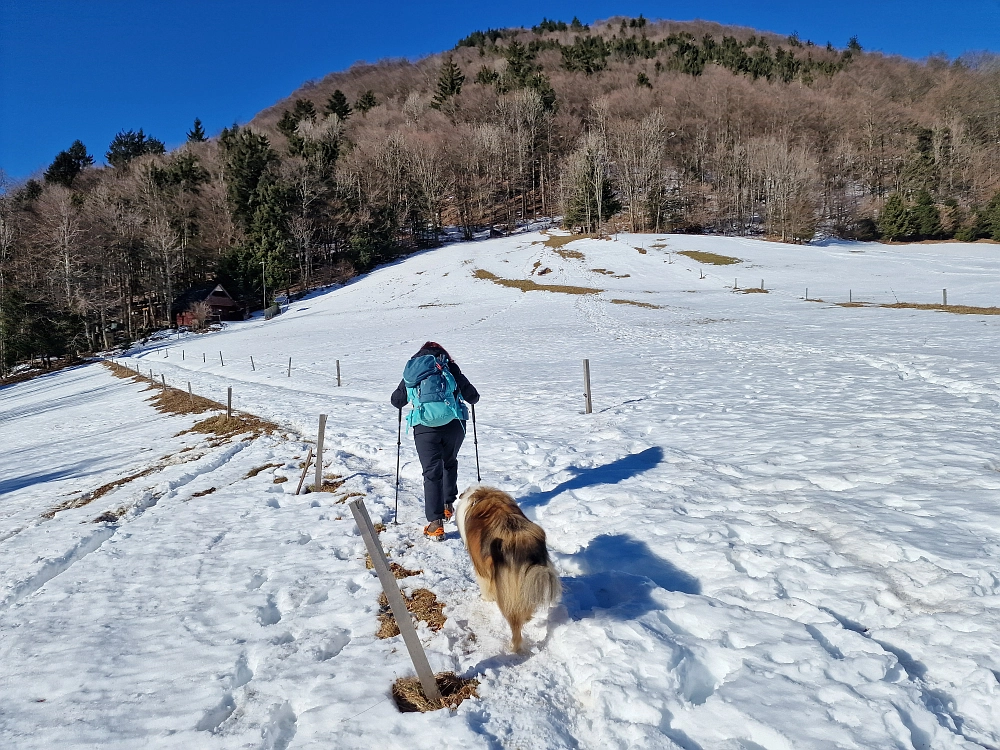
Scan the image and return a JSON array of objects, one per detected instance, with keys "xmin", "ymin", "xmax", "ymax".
[
  {"xmin": 44, "ymin": 140, "xmax": 93, "ymax": 187},
  {"xmin": 106, "ymin": 129, "xmax": 166, "ymax": 168},
  {"xmin": 878, "ymin": 193, "xmax": 916, "ymax": 240},
  {"xmin": 355, "ymin": 90, "xmax": 378, "ymax": 115},
  {"xmin": 187, "ymin": 118, "xmax": 207, "ymax": 142},
  {"xmin": 910, "ymin": 189, "xmax": 942, "ymax": 239},
  {"xmin": 636, "ymin": 72, "xmax": 652, "ymax": 89},
  {"xmin": 431, "ymin": 56, "xmax": 465, "ymax": 110},
  {"xmin": 325, "ymin": 89, "xmax": 352, "ymax": 121}
]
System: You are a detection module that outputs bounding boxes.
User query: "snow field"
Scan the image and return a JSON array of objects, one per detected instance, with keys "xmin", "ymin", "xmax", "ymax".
[{"xmin": 3, "ymin": 231, "xmax": 1000, "ymax": 748}]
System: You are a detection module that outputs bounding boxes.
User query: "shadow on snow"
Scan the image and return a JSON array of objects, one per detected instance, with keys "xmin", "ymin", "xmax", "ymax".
[
  {"xmin": 519, "ymin": 446, "xmax": 664, "ymax": 509},
  {"xmin": 559, "ymin": 533, "xmax": 701, "ymax": 621}
]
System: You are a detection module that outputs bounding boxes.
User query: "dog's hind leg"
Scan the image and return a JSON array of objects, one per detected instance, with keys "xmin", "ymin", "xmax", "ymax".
[
  {"xmin": 476, "ymin": 573, "xmax": 496, "ymax": 601},
  {"xmin": 507, "ymin": 613, "xmax": 525, "ymax": 652}
]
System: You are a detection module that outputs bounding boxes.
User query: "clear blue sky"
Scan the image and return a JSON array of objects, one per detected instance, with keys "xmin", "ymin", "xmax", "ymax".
[{"xmin": 3, "ymin": 0, "xmax": 999, "ymax": 184}]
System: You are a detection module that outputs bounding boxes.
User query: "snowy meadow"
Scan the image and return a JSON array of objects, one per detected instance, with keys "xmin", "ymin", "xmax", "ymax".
[{"xmin": 2, "ymin": 232, "xmax": 999, "ymax": 749}]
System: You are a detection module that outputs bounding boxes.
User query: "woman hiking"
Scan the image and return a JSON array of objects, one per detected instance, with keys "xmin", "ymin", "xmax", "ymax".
[{"xmin": 391, "ymin": 342, "xmax": 480, "ymax": 540}]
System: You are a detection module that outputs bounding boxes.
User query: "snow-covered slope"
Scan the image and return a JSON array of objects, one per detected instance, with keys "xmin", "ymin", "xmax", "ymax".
[{"xmin": 3, "ymin": 232, "xmax": 1000, "ymax": 749}]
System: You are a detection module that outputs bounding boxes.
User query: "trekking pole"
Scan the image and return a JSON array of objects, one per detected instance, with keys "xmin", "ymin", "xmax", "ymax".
[
  {"xmin": 472, "ymin": 403, "xmax": 481, "ymax": 482},
  {"xmin": 394, "ymin": 407, "xmax": 402, "ymax": 524}
]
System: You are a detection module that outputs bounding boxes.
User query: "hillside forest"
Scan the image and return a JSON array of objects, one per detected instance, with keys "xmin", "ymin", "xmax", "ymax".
[{"xmin": 4, "ymin": 16, "xmax": 1000, "ymax": 375}]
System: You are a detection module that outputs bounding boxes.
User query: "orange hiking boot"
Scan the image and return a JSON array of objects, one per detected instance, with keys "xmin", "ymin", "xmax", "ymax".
[
  {"xmin": 423, "ymin": 519, "xmax": 444, "ymax": 540},
  {"xmin": 443, "ymin": 504, "xmax": 454, "ymax": 521}
]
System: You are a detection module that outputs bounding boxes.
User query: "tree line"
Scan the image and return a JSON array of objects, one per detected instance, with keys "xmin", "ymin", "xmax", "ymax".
[{"xmin": 4, "ymin": 16, "xmax": 1000, "ymax": 376}]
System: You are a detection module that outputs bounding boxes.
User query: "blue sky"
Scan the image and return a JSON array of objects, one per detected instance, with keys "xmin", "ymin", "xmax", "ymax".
[{"xmin": 2, "ymin": 0, "xmax": 999, "ymax": 184}]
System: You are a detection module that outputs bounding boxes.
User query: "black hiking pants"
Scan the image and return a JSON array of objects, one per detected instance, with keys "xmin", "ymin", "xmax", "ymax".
[{"xmin": 413, "ymin": 419, "xmax": 466, "ymax": 522}]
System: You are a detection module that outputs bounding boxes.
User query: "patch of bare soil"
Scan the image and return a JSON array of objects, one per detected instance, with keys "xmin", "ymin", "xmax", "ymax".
[
  {"xmin": 473, "ymin": 269, "xmax": 601, "ymax": 296},
  {"xmin": 376, "ymin": 588, "xmax": 446, "ymax": 638},
  {"xmin": 610, "ymin": 299, "xmax": 662, "ymax": 309},
  {"xmin": 391, "ymin": 672, "xmax": 479, "ymax": 712}
]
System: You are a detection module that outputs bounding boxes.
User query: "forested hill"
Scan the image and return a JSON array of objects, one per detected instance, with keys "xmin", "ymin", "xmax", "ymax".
[{"xmin": 4, "ymin": 15, "xmax": 1000, "ymax": 375}]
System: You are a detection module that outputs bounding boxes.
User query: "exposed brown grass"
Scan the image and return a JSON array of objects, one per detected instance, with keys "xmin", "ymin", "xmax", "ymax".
[
  {"xmin": 834, "ymin": 302, "xmax": 873, "ymax": 308},
  {"xmin": 610, "ymin": 299, "xmax": 662, "ymax": 309},
  {"xmin": 334, "ymin": 490, "xmax": 365, "ymax": 504},
  {"xmin": 738, "ymin": 287, "xmax": 769, "ymax": 294},
  {"xmin": 43, "ymin": 466, "xmax": 159, "ymax": 519},
  {"xmin": 377, "ymin": 588, "xmax": 446, "ymax": 638},
  {"xmin": 882, "ymin": 302, "xmax": 1000, "ymax": 315},
  {"xmin": 177, "ymin": 413, "xmax": 279, "ymax": 440},
  {"xmin": 473, "ymin": 269, "xmax": 601, "ymax": 295},
  {"xmin": 540, "ymin": 233, "xmax": 590, "ymax": 249},
  {"xmin": 273, "ymin": 476, "xmax": 288, "ymax": 484},
  {"xmin": 92, "ymin": 504, "xmax": 131, "ymax": 523},
  {"xmin": 364, "ymin": 554, "xmax": 422, "ymax": 580},
  {"xmin": 391, "ymin": 672, "xmax": 479, "ymax": 713},
  {"xmin": 636, "ymin": 247, "xmax": 647, "ymax": 254},
  {"xmin": 191, "ymin": 487, "xmax": 217, "ymax": 498},
  {"xmin": 678, "ymin": 250, "xmax": 742, "ymax": 265},
  {"xmin": 246, "ymin": 463, "xmax": 283, "ymax": 479},
  {"xmin": 105, "ymin": 361, "xmax": 221, "ymax": 416},
  {"xmin": 592, "ymin": 269, "xmax": 630, "ymax": 278},
  {"xmin": 307, "ymin": 475, "xmax": 345, "ymax": 493}
]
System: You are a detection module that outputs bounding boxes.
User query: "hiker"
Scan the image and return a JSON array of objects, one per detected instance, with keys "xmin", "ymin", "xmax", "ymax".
[{"xmin": 391, "ymin": 342, "xmax": 479, "ymax": 540}]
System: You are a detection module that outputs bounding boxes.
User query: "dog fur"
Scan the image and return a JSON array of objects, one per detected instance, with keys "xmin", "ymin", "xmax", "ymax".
[{"xmin": 456, "ymin": 485, "xmax": 561, "ymax": 652}]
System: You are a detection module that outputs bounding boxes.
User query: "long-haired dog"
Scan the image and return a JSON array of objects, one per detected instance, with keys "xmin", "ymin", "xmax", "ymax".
[{"xmin": 456, "ymin": 485, "xmax": 561, "ymax": 652}]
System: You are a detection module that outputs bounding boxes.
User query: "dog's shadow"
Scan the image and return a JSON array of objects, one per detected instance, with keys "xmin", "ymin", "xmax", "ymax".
[
  {"xmin": 518, "ymin": 446, "xmax": 664, "ymax": 509},
  {"xmin": 557, "ymin": 533, "xmax": 701, "ymax": 621}
]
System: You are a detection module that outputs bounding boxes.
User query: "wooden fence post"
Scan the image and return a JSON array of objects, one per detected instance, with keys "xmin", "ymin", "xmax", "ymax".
[
  {"xmin": 287, "ymin": 357, "xmax": 292, "ymax": 377},
  {"xmin": 227, "ymin": 387, "xmax": 232, "ymax": 422},
  {"xmin": 314, "ymin": 414, "xmax": 327, "ymax": 491},
  {"xmin": 182, "ymin": 350, "xmax": 185, "ymax": 361},
  {"xmin": 735, "ymin": 278, "xmax": 738, "ymax": 290},
  {"xmin": 295, "ymin": 446, "xmax": 314, "ymax": 495},
  {"xmin": 219, "ymin": 351, "xmax": 224, "ymax": 366},
  {"xmin": 805, "ymin": 287, "xmax": 808, "ymax": 301},
  {"xmin": 583, "ymin": 359, "xmax": 593, "ymax": 414},
  {"xmin": 161, "ymin": 374, "xmax": 166, "ymax": 388},
  {"xmin": 188, "ymin": 381, "xmax": 193, "ymax": 407},
  {"xmin": 203, "ymin": 352, "xmax": 206, "ymax": 363},
  {"xmin": 943, "ymin": 289, "xmax": 948, "ymax": 306},
  {"xmin": 336, "ymin": 359, "xmax": 341, "ymax": 387},
  {"xmin": 349, "ymin": 498, "xmax": 442, "ymax": 706},
  {"xmin": 760, "ymin": 279, "xmax": 764, "ymax": 291},
  {"xmin": 849, "ymin": 290, "xmax": 852, "ymax": 303},
  {"xmin": 250, "ymin": 356, "xmax": 255, "ymax": 371}
]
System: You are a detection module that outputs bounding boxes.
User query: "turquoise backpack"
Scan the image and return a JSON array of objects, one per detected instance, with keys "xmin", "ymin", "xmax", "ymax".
[{"xmin": 402, "ymin": 354, "xmax": 469, "ymax": 428}]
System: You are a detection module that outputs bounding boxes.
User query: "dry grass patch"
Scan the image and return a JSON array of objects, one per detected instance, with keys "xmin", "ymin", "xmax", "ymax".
[
  {"xmin": 273, "ymin": 476, "xmax": 288, "ymax": 484},
  {"xmin": 834, "ymin": 302, "xmax": 874, "ymax": 308},
  {"xmin": 678, "ymin": 250, "xmax": 742, "ymax": 266},
  {"xmin": 376, "ymin": 588, "xmax": 446, "ymax": 638},
  {"xmin": 610, "ymin": 299, "xmax": 662, "ymax": 309},
  {"xmin": 178, "ymin": 413, "xmax": 278, "ymax": 440},
  {"xmin": 473, "ymin": 269, "xmax": 601, "ymax": 296},
  {"xmin": 392, "ymin": 672, "xmax": 479, "ymax": 713},
  {"xmin": 92, "ymin": 504, "xmax": 131, "ymax": 523},
  {"xmin": 246, "ymin": 463, "xmax": 282, "ymax": 479},
  {"xmin": 191, "ymin": 487, "xmax": 217, "ymax": 498},
  {"xmin": 636, "ymin": 247, "xmax": 647, "ymax": 254},
  {"xmin": 738, "ymin": 288, "xmax": 769, "ymax": 294},
  {"xmin": 104, "ymin": 361, "xmax": 221, "ymax": 416},
  {"xmin": 882, "ymin": 302, "xmax": 1000, "ymax": 315},
  {"xmin": 307, "ymin": 474, "xmax": 345, "ymax": 494},
  {"xmin": 334, "ymin": 491, "xmax": 365, "ymax": 504}
]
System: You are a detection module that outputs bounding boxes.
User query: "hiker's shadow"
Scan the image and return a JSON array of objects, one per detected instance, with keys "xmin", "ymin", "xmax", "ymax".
[
  {"xmin": 558, "ymin": 533, "xmax": 701, "ymax": 621},
  {"xmin": 519, "ymin": 446, "xmax": 664, "ymax": 509}
]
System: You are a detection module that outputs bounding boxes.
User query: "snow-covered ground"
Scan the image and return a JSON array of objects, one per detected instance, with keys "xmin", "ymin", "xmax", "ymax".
[{"xmin": 2, "ymin": 233, "xmax": 1000, "ymax": 749}]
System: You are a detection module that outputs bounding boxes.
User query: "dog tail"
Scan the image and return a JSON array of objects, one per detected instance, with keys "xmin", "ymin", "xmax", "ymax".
[{"xmin": 494, "ymin": 554, "xmax": 561, "ymax": 652}]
